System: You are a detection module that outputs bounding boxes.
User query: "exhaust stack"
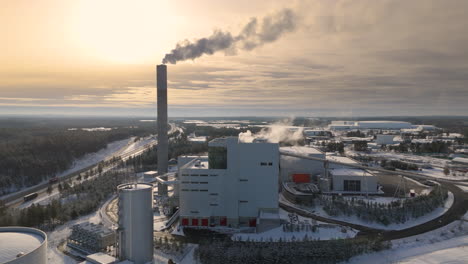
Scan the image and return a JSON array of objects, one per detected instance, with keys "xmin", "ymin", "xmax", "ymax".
[{"xmin": 157, "ymin": 64, "xmax": 168, "ymax": 195}]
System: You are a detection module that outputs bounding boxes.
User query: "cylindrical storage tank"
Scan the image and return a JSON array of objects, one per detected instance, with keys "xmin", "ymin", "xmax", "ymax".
[
  {"xmin": 0, "ymin": 226, "xmax": 47, "ymax": 264},
  {"xmin": 117, "ymin": 183, "xmax": 153, "ymax": 264}
]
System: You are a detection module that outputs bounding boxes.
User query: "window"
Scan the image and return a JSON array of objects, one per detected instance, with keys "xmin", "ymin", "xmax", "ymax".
[
  {"xmin": 182, "ymin": 174, "xmax": 189, "ymax": 177},
  {"xmin": 268, "ymin": 162, "xmax": 273, "ymax": 166},
  {"xmin": 191, "ymin": 181, "xmax": 199, "ymax": 184},
  {"xmin": 200, "ymin": 182, "xmax": 208, "ymax": 184},
  {"xmin": 181, "ymin": 189, "xmax": 189, "ymax": 191},
  {"xmin": 260, "ymin": 162, "xmax": 267, "ymax": 166},
  {"xmin": 210, "ymin": 174, "xmax": 218, "ymax": 177},
  {"xmin": 200, "ymin": 189, "xmax": 208, "ymax": 192},
  {"xmin": 191, "ymin": 189, "xmax": 199, "ymax": 192},
  {"xmin": 239, "ymin": 179, "xmax": 248, "ymax": 182},
  {"xmin": 209, "ymin": 203, "xmax": 218, "ymax": 206},
  {"xmin": 181, "ymin": 181, "xmax": 189, "ymax": 184},
  {"xmin": 344, "ymin": 180, "xmax": 361, "ymax": 192},
  {"xmin": 190, "ymin": 174, "xmax": 199, "ymax": 177},
  {"xmin": 209, "ymin": 193, "xmax": 218, "ymax": 196},
  {"xmin": 190, "ymin": 210, "xmax": 199, "ymax": 214},
  {"xmin": 200, "ymin": 174, "xmax": 208, "ymax": 177},
  {"xmin": 239, "ymin": 200, "xmax": 248, "ymax": 203}
]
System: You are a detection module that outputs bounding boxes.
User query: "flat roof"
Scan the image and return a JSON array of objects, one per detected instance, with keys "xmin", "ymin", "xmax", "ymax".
[
  {"xmin": 280, "ymin": 146, "xmax": 323, "ymax": 156},
  {"xmin": 0, "ymin": 229, "xmax": 45, "ymax": 263},
  {"xmin": 330, "ymin": 168, "xmax": 374, "ymax": 177},
  {"xmin": 117, "ymin": 183, "xmax": 153, "ymax": 191},
  {"xmin": 85, "ymin": 252, "xmax": 117, "ymax": 264},
  {"xmin": 326, "ymin": 155, "xmax": 358, "ymax": 164}
]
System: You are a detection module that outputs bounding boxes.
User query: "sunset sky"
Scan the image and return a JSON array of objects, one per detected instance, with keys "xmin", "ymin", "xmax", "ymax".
[{"xmin": 1, "ymin": 0, "xmax": 467, "ymax": 117}]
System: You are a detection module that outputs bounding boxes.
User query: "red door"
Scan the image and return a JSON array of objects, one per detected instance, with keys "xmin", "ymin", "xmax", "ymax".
[
  {"xmin": 249, "ymin": 218, "xmax": 257, "ymax": 227},
  {"xmin": 192, "ymin": 218, "xmax": 199, "ymax": 226},
  {"xmin": 201, "ymin": 219, "xmax": 208, "ymax": 226},
  {"xmin": 220, "ymin": 217, "xmax": 227, "ymax": 226},
  {"xmin": 181, "ymin": 218, "xmax": 189, "ymax": 226}
]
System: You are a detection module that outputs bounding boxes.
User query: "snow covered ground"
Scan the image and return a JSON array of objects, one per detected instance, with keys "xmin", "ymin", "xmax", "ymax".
[
  {"xmin": 344, "ymin": 212, "xmax": 468, "ymax": 264},
  {"xmin": 280, "ymin": 191, "xmax": 454, "ymax": 231},
  {"xmin": 47, "ymin": 211, "xmax": 103, "ymax": 264},
  {"xmin": 232, "ymin": 208, "xmax": 357, "ymax": 242},
  {"xmin": 420, "ymin": 167, "xmax": 468, "ymax": 180}
]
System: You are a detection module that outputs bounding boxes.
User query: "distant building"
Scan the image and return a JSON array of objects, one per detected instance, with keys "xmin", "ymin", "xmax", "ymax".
[
  {"xmin": 328, "ymin": 120, "xmax": 414, "ymax": 130},
  {"xmin": 376, "ymin": 134, "xmax": 396, "ymax": 145},
  {"xmin": 178, "ymin": 137, "xmax": 279, "ymax": 228},
  {"xmin": 328, "ymin": 168, "xmax": 378, "ymax": 193}
]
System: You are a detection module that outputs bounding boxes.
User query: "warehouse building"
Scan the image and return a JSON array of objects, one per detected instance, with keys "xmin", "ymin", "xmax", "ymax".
[
  {"xmin": 178, "ymin": 137, "xmax": 279, "ymax": 228},
  {"xmin": 328, "ymin": 120, "xmax": 414, "ymax": 130},
  {"xmin": 327, "ymin": 168, "xmax": 378, "ymax": 193}
]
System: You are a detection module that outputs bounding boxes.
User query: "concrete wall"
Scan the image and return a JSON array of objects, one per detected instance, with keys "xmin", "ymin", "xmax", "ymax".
[{"xmin": 332, "ymin": 175, "xmax": 378, "ymax": 193}]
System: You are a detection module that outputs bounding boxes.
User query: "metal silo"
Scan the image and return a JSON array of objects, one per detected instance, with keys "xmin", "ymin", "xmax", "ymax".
[{"xmin": 117, "ymin": 183, "xmax": 153, "ymax": 264}]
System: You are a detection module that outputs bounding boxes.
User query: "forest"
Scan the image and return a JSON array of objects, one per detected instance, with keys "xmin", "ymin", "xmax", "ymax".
[
  {"xmin": 320, "ymin": 187, "xmax": 448, "ymax": 226},
  {"xmin": 194, "ymin": 236, "xmax": 390, "ymax": 264},
  {"xmin": 0, "ymin": 118, "xmax": 154, "ymax": 196}
]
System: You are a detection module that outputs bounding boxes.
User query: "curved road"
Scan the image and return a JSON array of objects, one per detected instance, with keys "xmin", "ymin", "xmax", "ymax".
[{"xmin": 281, "ymin": 179, "xmax": 468, "ymax": 241}]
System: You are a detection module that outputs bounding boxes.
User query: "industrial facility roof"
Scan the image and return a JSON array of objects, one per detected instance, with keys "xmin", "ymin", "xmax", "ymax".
[
  {"xmin": 280, "ymin": 146, "xmax": 324, "ymax": 156},
  {"xmin": 0, "ymin": 231, "xmax": 44, "ymax": 263},
  {"xmin": 118, "ymin": 183, "xmax": 153, "ymax": 190},
  {"xmin": 326, "ymin": 155, "xmax": 358, "ymax": 164},
  {"xmin": 330, "ymin": 168, "xmax": 374, "ymax": 177}
]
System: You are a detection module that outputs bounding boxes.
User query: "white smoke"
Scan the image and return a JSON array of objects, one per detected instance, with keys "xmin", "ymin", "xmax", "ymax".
[{"xmin": 239, "ymin": 119, "xmax": 304, "ymax": 145}]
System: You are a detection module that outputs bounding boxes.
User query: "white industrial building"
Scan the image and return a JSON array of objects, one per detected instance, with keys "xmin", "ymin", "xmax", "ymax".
[
  {"xmin": 0, "ymin": 226, "xmax": 47, "ymax": 264},
  {"xmin": 328, "ymin": 168, "xmax": 378, "ymax": 193},
  {"xmin": 178, "ymin": 137, "xmax": 279, "ymax": 228},
  {"xmin": 328, "ymin": 120, "xmax": 414, "ymax": 130},
  {"xmin": 376, "ymin": 134, "xmax": 396, "ymax": 145}
]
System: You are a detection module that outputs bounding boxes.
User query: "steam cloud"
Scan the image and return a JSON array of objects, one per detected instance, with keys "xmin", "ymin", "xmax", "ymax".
[
  {"xmin": 162, "ymin": 8, "xmax": 298, "ymax": 64},
  {"xmin": 239, "ymin": 119, "xmax": 304, "ymax": 145}
]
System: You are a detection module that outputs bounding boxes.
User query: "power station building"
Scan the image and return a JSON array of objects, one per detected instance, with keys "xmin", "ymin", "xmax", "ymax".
[{"xmin": 178, "ymin": 137, "xmax": 279, "ymax": 228}]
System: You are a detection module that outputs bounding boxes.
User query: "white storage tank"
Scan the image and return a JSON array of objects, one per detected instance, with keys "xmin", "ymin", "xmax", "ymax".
[
  {"xmin": 0, "ymin": 226, "xmax": 47, "ymax": 264},
  {"xmin": 117, "ymin": 183, "xmax": 153, "ymax": 264}
]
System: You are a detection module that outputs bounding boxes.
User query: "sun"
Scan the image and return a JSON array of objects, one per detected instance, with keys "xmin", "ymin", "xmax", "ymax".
[{"xmin": 71, "ymin": 0, "xmax": 174, "ymax": 64}]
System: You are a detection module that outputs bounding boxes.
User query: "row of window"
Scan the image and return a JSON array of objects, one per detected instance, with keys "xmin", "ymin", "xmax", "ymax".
[
  {"xmin": 181, "ymin": 181, "xmax": 209, "ymax": 184},
  {"xmin": 181, "ymin": 189, "xmax": 209, "ymax": 192},
  {"xmin": 260, "ymin": 162, "xmax": 273, "ymax": 166}
]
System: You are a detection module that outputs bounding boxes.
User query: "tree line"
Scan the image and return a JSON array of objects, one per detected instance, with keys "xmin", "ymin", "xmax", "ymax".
[{"xmin": 194, "ymin": 236, "xmax": 390, "ymax": 264}]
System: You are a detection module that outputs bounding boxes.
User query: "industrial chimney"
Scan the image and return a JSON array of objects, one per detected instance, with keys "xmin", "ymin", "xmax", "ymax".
[{"xmin": 157, "ymin": 65, "xmax": 168, "ymax": 195}]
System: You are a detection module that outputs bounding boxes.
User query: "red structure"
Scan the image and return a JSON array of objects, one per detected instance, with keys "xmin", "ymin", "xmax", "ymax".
[
  {"xmin": 201, "ymin": 219, "xmax": 209, "ymax": 226},
  {"xmin": 292, "ymin": 173, "xmax": 310, "ymax": 183},
  {"xmin": 192, "ymin": 219, "xmax": 199, "ymax": 226},
  {"xmin": 181, "ymin": 218, "xmax": 189, "ymax": 226}
]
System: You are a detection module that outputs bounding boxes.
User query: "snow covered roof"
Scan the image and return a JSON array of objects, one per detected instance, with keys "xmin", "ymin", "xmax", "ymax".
[
  {"xmin": 84, "ymin": 252, "xmax": 117, "ymax": 264},
  {"xmin": 280, "ymin": 146, "xmax": 324, "ymax": 156},
  {"xmin": 330, "ymin": 168, "xmax": 374, "ymax": 177},
  {"xmin": 326, "ymin": 155, "xmax": 358, "ymax": 164},
  {"xmin": 0, "ymin": 228, "xmax": 45, "ymax": 263}
]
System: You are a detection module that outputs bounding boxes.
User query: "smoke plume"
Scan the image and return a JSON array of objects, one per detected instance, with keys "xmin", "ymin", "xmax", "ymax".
[
  {"xmin": 239, "ymin": 118, "xmax": 304, "ymax": 145},
  {"xmin": 162, "ymin": 8, "xmax": 298, "ymax": 64}
]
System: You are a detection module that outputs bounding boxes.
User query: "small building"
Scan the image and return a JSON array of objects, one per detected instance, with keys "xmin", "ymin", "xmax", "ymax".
[
  {"xmin": 81, "ymin": 252, "xmax": 117, "ymax": 264},
  {"xmin": 328, "ymin": 168, "xmax": 378, "ymax": 193},
  {"xmin": 376, "ymin": 134, "xmax": 396, "ymax": 145}
]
